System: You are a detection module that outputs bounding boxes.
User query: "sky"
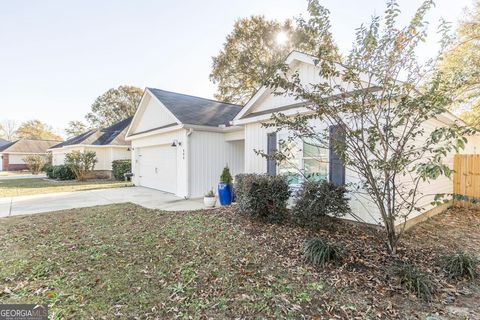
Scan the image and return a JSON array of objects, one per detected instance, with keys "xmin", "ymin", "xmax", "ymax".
[{"xmin": 0, "ymin": 0, "xmax": 473, "ymax": 137}]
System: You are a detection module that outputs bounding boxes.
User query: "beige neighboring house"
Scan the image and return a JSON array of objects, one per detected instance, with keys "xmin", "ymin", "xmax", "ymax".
[
  {"xmin": 0, "ymin": 139, "xmax": 61, "ymax": 171},
  {"xmin": 49, "ymin": 117, "xmax": 132, "ymax": 178}
]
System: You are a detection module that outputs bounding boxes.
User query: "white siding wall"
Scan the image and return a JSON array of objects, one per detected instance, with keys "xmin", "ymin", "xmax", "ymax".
[
  {"xmin": 131, "ymin": 129, "xmax": 188, "ymax": 197},
  {"xmin": 130, "ymin": 94, "xmax": 177, "ymax": 134},
  {"xmin": 52, "ymin": 150, "xmax": 67, "ymax": 166},
  {"xmin": 188, "ymin": 130, "xmax": 244, "ymax": 198},
  {"xmin": 51, "ymin": 146, "xmax": 130, "ymax": 170},
  {"xmin": 244, "ymin": 122, "xmax": 269, "ymax": 173}
]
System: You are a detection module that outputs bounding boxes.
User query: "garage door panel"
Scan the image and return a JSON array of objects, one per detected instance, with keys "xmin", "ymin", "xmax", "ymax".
[{"xmin": 138, "ymin": 145, "xmax": 177, "ymax": 194}]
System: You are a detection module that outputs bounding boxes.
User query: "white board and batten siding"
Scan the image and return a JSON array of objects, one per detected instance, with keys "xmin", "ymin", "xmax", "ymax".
[{"xmin": 188, "ymin": 130, "xmax": 244, "ymax": 198}]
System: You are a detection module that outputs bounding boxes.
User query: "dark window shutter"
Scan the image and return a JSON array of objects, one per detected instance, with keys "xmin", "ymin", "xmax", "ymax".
[
  {"xmin": 267, "ymin": 132, "xmax": 277, "ymax": 176},
  {"xmin": 329, "ymin": 125, "xmax": 345, "ymax": 186}
]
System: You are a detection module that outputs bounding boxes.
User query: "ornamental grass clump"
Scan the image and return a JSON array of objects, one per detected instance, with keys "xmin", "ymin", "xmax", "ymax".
[
  {"xmin": 442, "ymin": 250, "xmax": 478, "ymax": 280},
  {"xmin": 303, "ymin": 238, "xmax": 340, "ymax": 268},
  {"xmin": 397, "ymin": 263, "xmax": 435, "ymax": 300}
]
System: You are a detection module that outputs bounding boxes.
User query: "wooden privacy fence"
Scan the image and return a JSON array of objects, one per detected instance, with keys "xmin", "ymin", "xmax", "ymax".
[{"xmin": 453, "ymin": 154, "xmax": 480, "ymax": 205}]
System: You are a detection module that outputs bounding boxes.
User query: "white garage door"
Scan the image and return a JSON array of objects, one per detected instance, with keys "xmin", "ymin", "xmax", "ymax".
[{"xmin": 137, "ymin": 145, "xmax": 177, "ymax": 194}]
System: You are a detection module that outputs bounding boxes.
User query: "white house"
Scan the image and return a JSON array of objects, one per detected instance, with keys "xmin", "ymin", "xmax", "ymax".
[
  {"xmin": 125, "ymin": 88, "xmax": 244, "ymax": 198},
  {"xmin": 49, "ymin": 118, "xmax": 132, "ymax": 178},
  {"xmin": 231, "ymin": 51, "xmax": 480, "ymax": 226}
]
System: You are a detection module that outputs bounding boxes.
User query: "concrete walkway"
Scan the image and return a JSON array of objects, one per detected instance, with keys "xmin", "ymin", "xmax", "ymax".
[
  {"xmin": 0, "ymin": 187, "xmax": 204, "ymax": 218},
  {"xmin": 0, "ymin": 173, "xmax": 46, "ymax": 180}
]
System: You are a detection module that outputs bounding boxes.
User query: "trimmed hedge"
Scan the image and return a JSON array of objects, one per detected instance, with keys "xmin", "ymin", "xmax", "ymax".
[
  {"xmin": 46, "ymin": 165, "xmax": 75, "ymax": 180},
  {"xmin": 292, "ymin": 181, "xmax": 350, "ymax": 219},
  {"xmin": 112, "ymin": 159, "xmax": 132, "ymax": 181},
  {"xmin": 235, "ymin": 174, "xmax": 290, "ymax": 219}
]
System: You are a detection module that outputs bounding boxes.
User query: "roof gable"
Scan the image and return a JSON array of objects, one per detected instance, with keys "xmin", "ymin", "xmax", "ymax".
[
  {"xmin": 127, "ymin": 88, "xmax": 243, "ymax": 137},
  {"xmin": 126, "ymin": 90, "xmax": 180, "ymax": 137},
  {"xmin": 147, "ymin": 88, "xmax": 242, "ymax": 127},
  {"xmin": 233, "ymin": 51, "xmax": 316, "ymax": 122},
  {"xmin": 51, "ymin": 117, "xmax": 132, "ymax": 149},
  {"xmin": 0, "ymin": 139, "xmax": 61, "ymax": 153}
]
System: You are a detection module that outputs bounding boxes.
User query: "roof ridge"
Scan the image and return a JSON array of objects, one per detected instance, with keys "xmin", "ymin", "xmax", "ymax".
[{"xmin": 147, "ymin": 87, "xmax": 243, "ymax": 108}]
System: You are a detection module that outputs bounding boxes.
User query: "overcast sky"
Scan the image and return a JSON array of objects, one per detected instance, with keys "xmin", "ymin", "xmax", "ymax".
[{"xmin": 0, "ymin": 0, "xmax": 472, "ymax": 136}]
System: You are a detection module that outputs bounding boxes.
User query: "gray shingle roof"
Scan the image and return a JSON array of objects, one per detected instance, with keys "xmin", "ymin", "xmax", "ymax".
[
  {"xmin": 0, "ymin": 139, "xmax": 61, "ymax": 153},
  {"xmin": 0, "ymin": 138, "xmax": 9, "ymax": 147},
  {"xmin": 147, "ymin": 88, "xmax": 242, "ymax": 127},
  {"xmin": 50, "ymin": 117, "xmax": 132, "ymax": 149}
]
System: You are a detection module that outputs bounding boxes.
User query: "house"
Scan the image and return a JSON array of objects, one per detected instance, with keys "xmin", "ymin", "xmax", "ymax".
[
  {"xmin": 0, "ymin": 139, "xmax": 61, "ymax": 171},
  {"xmin": 125, "ymin": 88, "xmax": 244, "ymax": 198},
  {"xmin": 49, "ymin": 118, "xmax": 132, "ymax": 178},
  {"xmin": 126, "ymin": 52, "xmax": 478, "ymax": 227},
  {"xmin": 231, "ymin": 51, "xmax": 480, "ymax": 226},
  {"xmin": 0, "ymin": 138, "xmax": 9, "ymax": 147}
]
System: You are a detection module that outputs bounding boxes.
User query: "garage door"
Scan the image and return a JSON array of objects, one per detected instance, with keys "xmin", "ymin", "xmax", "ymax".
[{"xmin": 137, "ymin": 145, "xmax": 177, "ymax": 194}]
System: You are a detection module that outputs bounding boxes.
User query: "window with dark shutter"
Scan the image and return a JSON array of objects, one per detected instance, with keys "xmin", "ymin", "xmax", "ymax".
[
  {"xmin": 329, "ymin": 125, "xmax": 345, "ymax": 186},
  {"xmin": 267, "ymin": 132, "xmax": 277, "ymax": 176}
]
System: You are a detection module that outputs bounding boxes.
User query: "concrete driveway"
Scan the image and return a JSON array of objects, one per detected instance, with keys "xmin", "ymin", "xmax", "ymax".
[{"xmin": 0, "ymin": 187, "xmax": 204, "ymax": 218}]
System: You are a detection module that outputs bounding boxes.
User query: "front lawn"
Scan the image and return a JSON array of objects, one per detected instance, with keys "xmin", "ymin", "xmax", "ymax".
[
  {"xmin": 0, "ymin": 178, "xmax": 126, "ymax": 198},
  {"xmin": 0, "ymin": 204, "xmax": 479, "ymax": 319}
]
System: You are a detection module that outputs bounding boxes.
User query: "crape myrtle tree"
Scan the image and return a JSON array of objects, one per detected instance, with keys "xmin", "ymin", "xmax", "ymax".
[{"xmin": 262, "ymin": 0, "xmax": 476, "ymax": 253}]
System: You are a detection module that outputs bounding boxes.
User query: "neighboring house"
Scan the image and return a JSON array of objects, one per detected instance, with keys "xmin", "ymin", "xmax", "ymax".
[
  {"xmin": 0, "ymin": 138, "xmax": 9, "ymax": 147},
  {"xmin": 49, "ymin": 118, "xmax": 132, "ymax": 178},
  {"xmin": 0, "ymin": 139, "xmax": 61, "ymax": 171},
  {"xmin": 126, "ymin": 88, "xmax": 244, "ymax": 198},
  {"xmin": 231, "ymin": 51, "xmax": 480, "ymax": 226}
]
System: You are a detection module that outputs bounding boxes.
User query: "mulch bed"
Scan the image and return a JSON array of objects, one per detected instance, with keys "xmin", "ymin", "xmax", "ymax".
[{"xmin": 218, "ymin": 205, "xmax": 480, "ymax": 319}]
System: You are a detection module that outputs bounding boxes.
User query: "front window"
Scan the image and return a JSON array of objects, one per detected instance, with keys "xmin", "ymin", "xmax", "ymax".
[
  {"xmin": 303, "ymin": 138, "xmax": 328, "ymax": 183},
  {"xmin": 277, "ymin": 133, "xmax": 328, "ymax": 186}
]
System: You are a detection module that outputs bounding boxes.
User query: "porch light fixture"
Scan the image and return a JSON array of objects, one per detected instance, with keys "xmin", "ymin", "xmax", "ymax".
[{"xmin": 171, "ymin": 140, "xmax": 181, "ymax": 147}]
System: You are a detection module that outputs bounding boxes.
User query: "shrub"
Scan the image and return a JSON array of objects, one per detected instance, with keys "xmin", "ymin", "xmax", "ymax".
[
  {"xmin": 442, "ymin": 251, "xmax": 478, "ymax": 280},
  {"xmin": 235, "ymin": 174, "xmax": 290, "ymax": 219},
  {"xmin": 220, "ymin": 166, "xmax": 233, "ymax": 184},
  {"xmin": 43, "ymin": 164, "xmax": 55, "ymax": 179},
  {"xmin": 292, "ymin": 181, "xmax": 350, "ymax": 219},
  {"xmin": 303, "ymin": 238, "xmax": 340, "ymax": 267},
  {"xmin": 52, "ymin": 165, "xmax": 75, "ymax": 180},
  {"xmin": 397, "ymin": 263, "xmax": 434, "ymax": 300},
  {"xmin": 23, "ymin": 154, "xmax": 45, "ymax": 174},
  {"xmin": 65, "ymin": 150, "xmax": 97, "ymax": 181},
  {"xmin": 112, "ymin": 159, "xmax": 131, "ymax": 181}
]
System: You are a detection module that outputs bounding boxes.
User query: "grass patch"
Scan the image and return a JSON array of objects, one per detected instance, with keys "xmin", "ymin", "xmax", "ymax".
[
  {"xmin": 0, "ymin": 204, "xmax": 330, "ymax": 318},
  {"xmin": 0, "ymin": 178, "xmax": 126, "ymax": 197}
]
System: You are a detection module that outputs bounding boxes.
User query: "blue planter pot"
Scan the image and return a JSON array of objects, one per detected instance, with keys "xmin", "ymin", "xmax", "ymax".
[{"xmin": 218, "ymin": 183, "xmax": 232, "ymax": 206}]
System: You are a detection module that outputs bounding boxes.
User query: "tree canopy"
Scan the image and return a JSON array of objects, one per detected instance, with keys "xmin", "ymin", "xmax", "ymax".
[
  {"xmin": 65, "ymin": 120, "xmax": 89, "ymax": 138},
  {"xmin": 210, "ymin": 1, "xmax": 339, "ymax": 104},
  {"xmin": 86, "ymin": 85, "xmax": 143, "ymax": 128},
  {"xmin": 16, "ymin": 120, "xmax": 62, "ymax": 141},
  {"xmin": 438, "ymin": 0, "xmax": 480, "ymax": 127}
]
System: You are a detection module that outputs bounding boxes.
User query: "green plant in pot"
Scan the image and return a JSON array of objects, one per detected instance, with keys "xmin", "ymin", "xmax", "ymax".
[
  {"xmin": 204, "ymin": 189, "xmax": 217, "ymax": 208},
  {"xmin": 218, "ymin": 166, "xmax": 233, "ymax": 205}
]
